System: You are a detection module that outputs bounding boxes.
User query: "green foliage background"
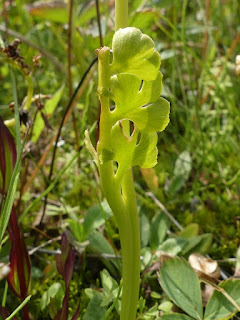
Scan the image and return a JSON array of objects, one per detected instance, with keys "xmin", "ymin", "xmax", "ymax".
[{"xmin": 0, "ymin": 0, "xmax": 240, "ymax": 319}]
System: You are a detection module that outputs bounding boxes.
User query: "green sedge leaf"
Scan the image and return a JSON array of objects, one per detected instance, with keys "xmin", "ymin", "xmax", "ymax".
[{"xmin": 111, "ymin": 27, "xmax": 160, "ymax": 81}]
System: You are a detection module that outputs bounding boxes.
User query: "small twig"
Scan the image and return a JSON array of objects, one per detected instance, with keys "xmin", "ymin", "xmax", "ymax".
[
  {"xmin": 217, "ymin": 258, "xmax": 237, "ymax": 263},
  {"xmin": 29, "ymin": 248, "xmax": 61, "ymax": 255},
  {"xmin": 146, "ymin": 192, "xmax": 183, "ymax": 231},
  {"xmin": 0, "ymin": 25, "xmax": 65, "ymax": 73},
  {"xmin": 28, "ymin": 236, "xmax": 61, "ymax": 255},
  {"xmin": 28, "ymin": 248, "xmax": 144, "ymax": 261}
]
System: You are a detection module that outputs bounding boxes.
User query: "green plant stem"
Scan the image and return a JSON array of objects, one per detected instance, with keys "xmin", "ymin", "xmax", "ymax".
[
  {"xmin": 5, "ymin": 295, "xmax": 31, "ymax": 320},
  {"xmin": 115, "ymin": 1, "xmax": 140, "ymax": 319},
  {"xmin": 121, "ymin": 170, "xmax": 140, "ymax": 319},
  {"xmin": 115, "ymin": 0, "xmax": 128, "ymax": 31},
  {"xmin": 97, "ymin": 45, "xmax": 140, "ymax": 319}
]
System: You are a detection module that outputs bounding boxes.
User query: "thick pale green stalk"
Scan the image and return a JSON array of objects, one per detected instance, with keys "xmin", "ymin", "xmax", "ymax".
[
  {"xmin": 115, "ymin": 0, "xmax": 128, "ymax": 31},
  {"xmin": 97, "ymin": 44, "xmax": 140, "ymax": 319},
  {"xmin": 115, "ymin": 0, "xmax": 140, "ymax": 318},
  {"xmin": 96, "ymin": 1, "xmax": 141, "ymax": 319},
  {"xmin": 121, "ymin": 170, "xmax": 140, "ymax": 320}
]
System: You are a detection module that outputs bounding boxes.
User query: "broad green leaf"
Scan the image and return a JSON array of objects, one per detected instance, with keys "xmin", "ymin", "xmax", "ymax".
[
  {"xmin": 100, "ymin": 269, "xmax": 121, "ymax": 311},
  {"xmin": 83, "ymin": 293, "xmax": 106, "ymax": 320},
  {"xmin": 181, "ymin": 234, "xmax": 213, "ymax": 256},
  {"xmin": 88, "ymin": 231, "xmax": 120, "ymax": 273},
  {"xmin": 40, "ymin": 282, "xmax": 64, "ymax": 311},
  {"xmin": 83, "ymin": 201, "xmax": 112, "ymax": 236},
  {"xmin": 169, "ymin": 151, "xmax": 192, "ymax": 194},
  {"xmin": 32, "ymin": 85, "xmax": 64, "ymax": 142},
  {"xmin": 178, "ymin": 224, "xmax": 199, "ymax": 238},
  {"xmin": 101, "ymin": 269, "xmax": 119, "ymax": 296},
  {"xmin": 143, "ymin": 304, "xmax": 159, "ymax": 317},
  {"xmin": 157, "ymin": 238, "xmax": 188, "ymax": 255},
  {"xmin": 173, "ymin": 151, "xmax": 192, "ymax": 179},
  {"xmin": 159, "ymin": 257, "xmax": 203, "ymax": 320},
  {"xmin": 111, "ymin": 27, "xmax": 160, "ymax": 81},
  {"xmin": 88, "ymin": 231, "xmax": 115, "ymax": 257},
  {"xmin": 158, "ymin": 300, "xmax": 173, "ymax": 312},
  {"xmin": 68, "ymin": 219, "xmax": 85, "ymax": 242},
  {"xmin": 168, "ymin": 175, "xmax": 185, "ymax": 194},
  {"xmin": 150, "ymin": 212, "xmax": 169, "ymax": 249},
  {"xmin": 161, "ymin": 314, "xmax": 194, "ymax": 320},
  {"xmin": 204, "ymin": 279, "xmax": 240, "ymax": 320}
]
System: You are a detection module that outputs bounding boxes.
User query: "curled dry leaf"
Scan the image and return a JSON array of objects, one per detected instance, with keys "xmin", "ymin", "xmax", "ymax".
[
  {"xmin": 201, "ymin": 283, "xmax": 215, "ymax": 307},
  {"xmin": 188, "ymin": 253, "xmax": 220, "ymax": 280},
  {"xmin": 189, "ymin": 253, "xmax": 221, "ymax": 307}
]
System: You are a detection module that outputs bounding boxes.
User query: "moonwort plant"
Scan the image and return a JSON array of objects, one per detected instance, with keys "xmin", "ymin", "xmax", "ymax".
[{"xmin": 85, "ymin": 1, "xmax": 170, "ymax": 319}]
